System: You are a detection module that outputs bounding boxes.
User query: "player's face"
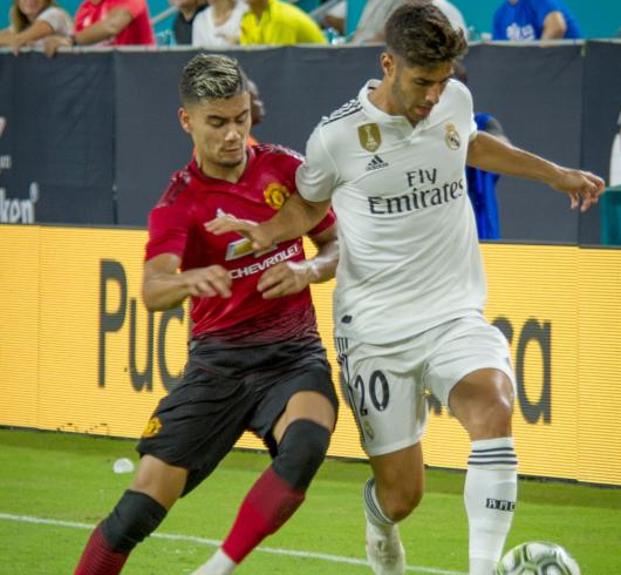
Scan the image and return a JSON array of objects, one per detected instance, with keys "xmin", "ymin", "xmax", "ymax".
[
  {"xmin": 179, "ymin": 91, "xmax": 252, "ymax": 171},
  {"xmin": 385, "ymin": 54, "xmax": 454, "ymax": 126}
]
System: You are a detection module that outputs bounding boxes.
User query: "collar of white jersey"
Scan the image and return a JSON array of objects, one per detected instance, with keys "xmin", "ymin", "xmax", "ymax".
[{"xmin": 358, "ymin": 79, "xmax": 428, "ymax": 135}]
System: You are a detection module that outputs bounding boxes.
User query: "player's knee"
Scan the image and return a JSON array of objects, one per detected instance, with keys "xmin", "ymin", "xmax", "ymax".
[
  {"xmin": 381, "ymin": 485, "xmax": 423, "ymax": 521},
  {"xmin": 272, "ymin": 419, "xmax": 331, "ymax": 491},
  {"xmin": 100, "ymin": 490, "xmax": 167, "ymax": 552}
]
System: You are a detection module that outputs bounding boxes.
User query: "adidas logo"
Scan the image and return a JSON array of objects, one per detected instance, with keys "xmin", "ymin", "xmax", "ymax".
[{"xmin": 365, "ymin": 155, "xmax": 389, "ymax": 171}]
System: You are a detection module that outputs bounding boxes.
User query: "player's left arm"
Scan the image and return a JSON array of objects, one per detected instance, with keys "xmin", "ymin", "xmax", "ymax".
[
  {"xmin": 466, "ymin": 131, "xmax": 605, "ymax": 212},
  {"xmin": 257, "ymin": 224, "xmax": 338, "ymax": 300}
]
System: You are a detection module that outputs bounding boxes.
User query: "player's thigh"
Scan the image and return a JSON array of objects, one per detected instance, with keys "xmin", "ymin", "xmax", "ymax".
[
  {"xmin": 136, "ymin": 368, "xmax": 251, "ymax": 496},
  {"xmin": 251, "ymin": 363, "xmax": 338, "ymax": 448},
  {"xmin": 337, "ymin": 338, "xmax": 427, "ymax": 458},
  {"xmin": 424, "ymin": 315, "xmax": 515, "ymax": 408}
]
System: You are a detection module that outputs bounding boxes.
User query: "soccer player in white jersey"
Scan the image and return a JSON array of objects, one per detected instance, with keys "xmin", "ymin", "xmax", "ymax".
[{"xmin": 206, "ymin": 2, "xmax": 605, "ymax": 574}]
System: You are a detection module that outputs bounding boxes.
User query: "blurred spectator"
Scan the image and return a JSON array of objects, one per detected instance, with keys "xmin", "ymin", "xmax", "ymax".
[
  {"xmin": 240, "ymin": 0, "xmax": 326, "ymax": 45},
  {"xmin": 0, "ymin": 0, "xmax": 72, "ymax": 53},
  {"xmin": 434, "ymin": 0, "xmax": 467, "ymax": 38},
  {"xmin": 171, "ymin": 0, "xmax": 207, "ymax": 44},
  {"xmin": 454, "ymin": 61, "xmax": 509, "ymax": 239},
  {"xmin": 44, "ymin": 0, "xmax": 155, "ymax": 55},
  {"xmin": 192, "ymin": 0, "xmax": 246, "ymax": 47},
  {"xmin": 492, "ymin": 0, "xmax": 582, "ymax": 41},
  {"xmin": 247, "ymin": 77, "xmax": 266, "ymax": 146},
  {"xmin": 321, "ymin": 0, "xmax": 345, "ymax": 37},
  {"xmin": 351, "ymin": 0, "xmax": 468, "ymax": 45}
]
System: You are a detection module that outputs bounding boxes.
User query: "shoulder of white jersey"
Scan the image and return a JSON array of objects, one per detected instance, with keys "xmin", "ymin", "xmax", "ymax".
[
  {"xmin": 446, "ymin": 78, "xmax": 474, "ymax": 104},
  {"xmin": 253, "ymin": 142, "xmax": 305, "ymax": 163},
  {"xmin": 320, "ymin": 97, "xmax": 364, "ymax": 127}
]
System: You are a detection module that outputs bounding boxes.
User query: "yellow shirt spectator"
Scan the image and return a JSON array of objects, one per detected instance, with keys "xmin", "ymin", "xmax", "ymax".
[{"xmin": 241, "ymin": 0, "xmax": 327, "ymax": 45}]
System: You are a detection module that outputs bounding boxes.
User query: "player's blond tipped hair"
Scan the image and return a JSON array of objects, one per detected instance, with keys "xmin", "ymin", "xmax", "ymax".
[
  {"xmin": 179, "ymin": 54, "xmax": 249, "ymax": 106},
  {"xmin": 385, "ymin": 0, "xmax": 468, "ymax": 67}
]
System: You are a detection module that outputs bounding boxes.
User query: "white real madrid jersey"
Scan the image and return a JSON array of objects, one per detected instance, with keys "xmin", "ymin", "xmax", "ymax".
[{"xmin": 296, "ymin": 79, "xmax": 486, "ymax": 344}]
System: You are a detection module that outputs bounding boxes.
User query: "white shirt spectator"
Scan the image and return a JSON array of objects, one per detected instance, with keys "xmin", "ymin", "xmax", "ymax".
[
  {"xmin": 192, "ymin": 0, "xmax": 247, "ymax": 47},
  {"xmin": 433, "ymin": 0, "xmax": 468, "ymax": 39},
  {"xmin": 29, "ymin": 6, "xmax": 73, "ymax": 47}
]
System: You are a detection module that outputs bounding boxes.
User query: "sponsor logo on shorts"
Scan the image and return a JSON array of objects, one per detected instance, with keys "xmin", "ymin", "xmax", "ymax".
[
  {"xmin": 363, "ymin": 420, "xmax": 375, "ymax": 441},
  {"xmin": 485, "ymin": 498, "xmax": 515, "ymax": 512},
  {"xmin": 142, "ymin": 416, "xmax": 162, "ymax": 438}
]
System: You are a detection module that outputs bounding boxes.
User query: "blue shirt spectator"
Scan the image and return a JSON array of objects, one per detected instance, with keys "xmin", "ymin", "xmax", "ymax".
[{"xmin": 493, "ymin": 0, "xmax": 582, "ymax": 41}]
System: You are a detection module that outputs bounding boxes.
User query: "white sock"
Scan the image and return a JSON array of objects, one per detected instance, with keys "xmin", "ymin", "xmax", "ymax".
[
  {"xmin": 191, "ymin": 548, "xmax": 237, "ymax": 575},
  {"xmin": 464, "ymin": 437, "xmax": 518, "ymax": 575},
  {"xmin": 363, "ymin": 478, "xmax": 395, "ymax": 533}
]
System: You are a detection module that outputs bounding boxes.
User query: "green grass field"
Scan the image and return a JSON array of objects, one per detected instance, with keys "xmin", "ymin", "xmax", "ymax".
[{"xmin": 0, "ymin": 429, "xmax": 619, "ymax": 575}]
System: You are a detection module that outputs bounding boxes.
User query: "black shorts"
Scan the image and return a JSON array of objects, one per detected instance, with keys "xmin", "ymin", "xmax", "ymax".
[{"xmin": 137, "ymin": 335, "xmax": 337, "ymax": 495}]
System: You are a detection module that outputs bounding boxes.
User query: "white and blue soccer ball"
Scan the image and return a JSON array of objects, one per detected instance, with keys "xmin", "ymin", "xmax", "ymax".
[{"xmin": 495, "ymin": 542, "xmax": 581, "ymax": 575}]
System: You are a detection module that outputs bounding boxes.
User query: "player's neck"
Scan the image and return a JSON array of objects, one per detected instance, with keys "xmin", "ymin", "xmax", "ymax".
[
  {"xmin": 196, "ymin": 154, "xmax": 247, "ymax": 184},
  {"xmin": 368, "ymin": 81, "xmax": 420, "ymax": 128}
]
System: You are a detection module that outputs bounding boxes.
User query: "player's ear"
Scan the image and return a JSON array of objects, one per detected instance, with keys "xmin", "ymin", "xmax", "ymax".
[
  {"xmin": 380, "ymin": 52, "xmax": 395, "ymax": 79},
  {"xmin": 178, "ymin": 107, "xmax": 192, "ymax": 134}
]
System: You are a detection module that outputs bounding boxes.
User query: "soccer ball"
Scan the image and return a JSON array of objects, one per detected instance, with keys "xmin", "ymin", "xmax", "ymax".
[{"xmin": 495, "ymin": 542, "xmax": 581, "ymax": 575}]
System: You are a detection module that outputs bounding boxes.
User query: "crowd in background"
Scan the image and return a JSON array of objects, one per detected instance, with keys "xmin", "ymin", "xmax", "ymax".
[{"xmin": 0, "ymin": 0, "xmax": 599, "ymax": 55}]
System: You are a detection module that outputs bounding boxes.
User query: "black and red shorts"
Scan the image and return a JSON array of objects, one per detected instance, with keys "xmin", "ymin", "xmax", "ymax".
[{"xmin": 137, "ymin": 335, "xmax": 337, "ymax": 495}]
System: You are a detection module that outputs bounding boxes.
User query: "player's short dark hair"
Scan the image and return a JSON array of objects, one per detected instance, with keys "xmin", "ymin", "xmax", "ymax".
[
  {"xmin": 385, "ymin": 1, "xmax": 468, "ymax": 68},
  {"xmin": 179, "ymin": 54, "xmax": 248, "ymax": 106}
]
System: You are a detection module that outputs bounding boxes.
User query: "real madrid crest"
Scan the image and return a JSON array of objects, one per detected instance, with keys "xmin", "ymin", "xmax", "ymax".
[
  {"xmin": 444, "ymin": 123, "xmax": 461, "ymax": 150},
  {"xmin": 358, "ymin": 123, "xmax": 382, "ymax": 152},
  {"xmin": 363, "ymin": 420, "xmax": 375, "ymax": 441}
]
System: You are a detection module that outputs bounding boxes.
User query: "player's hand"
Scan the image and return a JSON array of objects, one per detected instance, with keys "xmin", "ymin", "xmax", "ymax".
[
  {"xmin": 550, "ymin": 168, "xmax": 605, "ymax": 212},
  {"xmin": 205, "ymin": 215, "xmax": 274, "ymax": 252},
  {"xmin": 181, "ymin": 265, "xmax": 232, "ymax": 298},
  {"xmin": 257, "ymin": 261, "xmax": 315, "ymax": 299}
]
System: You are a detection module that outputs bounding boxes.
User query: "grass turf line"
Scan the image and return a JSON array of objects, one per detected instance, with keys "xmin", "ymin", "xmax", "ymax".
[{"xmin": 0, "ymin": 429, "xmax": 619, "ymax": 574}]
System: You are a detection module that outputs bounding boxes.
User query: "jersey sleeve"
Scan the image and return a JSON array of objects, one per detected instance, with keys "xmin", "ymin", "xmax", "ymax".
[
  {"xmin": 295, "ymin": 125, "xmax": 339, "ymax": 203},
  {"xmin": 105, "ymin": 0, "xmax": 145, "ymax": 18},
  {"xmin": 492, "ymin": 7, "xmax": 504, "ymax": 40},
  {"xmin": 533, "ymin": 0, "xmax": 562, "ymax": 27},
  {"xmin": 145, "ymin": 174, "xmax": 194, "ymax": 261},
  {"xmin": 308, "ymin": 207, "xmax": 336, "ymax": 236}
]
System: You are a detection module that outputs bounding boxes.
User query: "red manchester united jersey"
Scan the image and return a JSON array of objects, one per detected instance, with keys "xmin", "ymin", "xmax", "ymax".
[{"xmin": 146, "ymin": 144, "xmax": 335, "ymax": 342}]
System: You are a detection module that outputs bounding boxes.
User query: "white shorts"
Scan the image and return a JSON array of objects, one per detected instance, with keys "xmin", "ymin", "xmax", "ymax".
[{"xmin": 335, "ymin": 314, "xmax": 515, "ymax": 457}]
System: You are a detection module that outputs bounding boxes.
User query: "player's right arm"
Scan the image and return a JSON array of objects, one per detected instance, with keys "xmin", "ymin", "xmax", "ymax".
[{"xmin": 142, "ymin": 253, "xmax": 231, "ymax": 312}]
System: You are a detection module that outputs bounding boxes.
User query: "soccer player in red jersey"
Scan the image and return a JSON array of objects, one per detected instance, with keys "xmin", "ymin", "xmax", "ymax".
[{"xmin": 73, "ymin": 53, "xmax": 339, "ymax": 575}]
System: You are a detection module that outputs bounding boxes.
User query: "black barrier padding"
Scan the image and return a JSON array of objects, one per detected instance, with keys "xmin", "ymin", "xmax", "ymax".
[
  {"xmin": 465, "ymin": 44, "xmax": 583, "ymax": 243},
  {"xmin": 579, "ymin": 42, "xmax": 621, "ymax": 245},
  {"xmin": 1, "ymin": 52, "xmax": 115, "ymax": 224},
  {"xmin": 1, "ymin": 44, "xmax": 620, "ymax": 242}
]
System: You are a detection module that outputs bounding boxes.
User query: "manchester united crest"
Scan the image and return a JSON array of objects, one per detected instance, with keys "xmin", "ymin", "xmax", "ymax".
[
  {"xmin": 141, "ymin": 416, "xmax": 162, "ymax": 438},
  {"xmin": 264, "ymin": 183, "xmax": 291, "ymax": 209},
  {"xmin": 444, "ymin": 123, "xmax": 461, "ymax": 150},
  {"xmin": 358, "ymin": 123, "xmax": 382, "ymax": 152}
]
